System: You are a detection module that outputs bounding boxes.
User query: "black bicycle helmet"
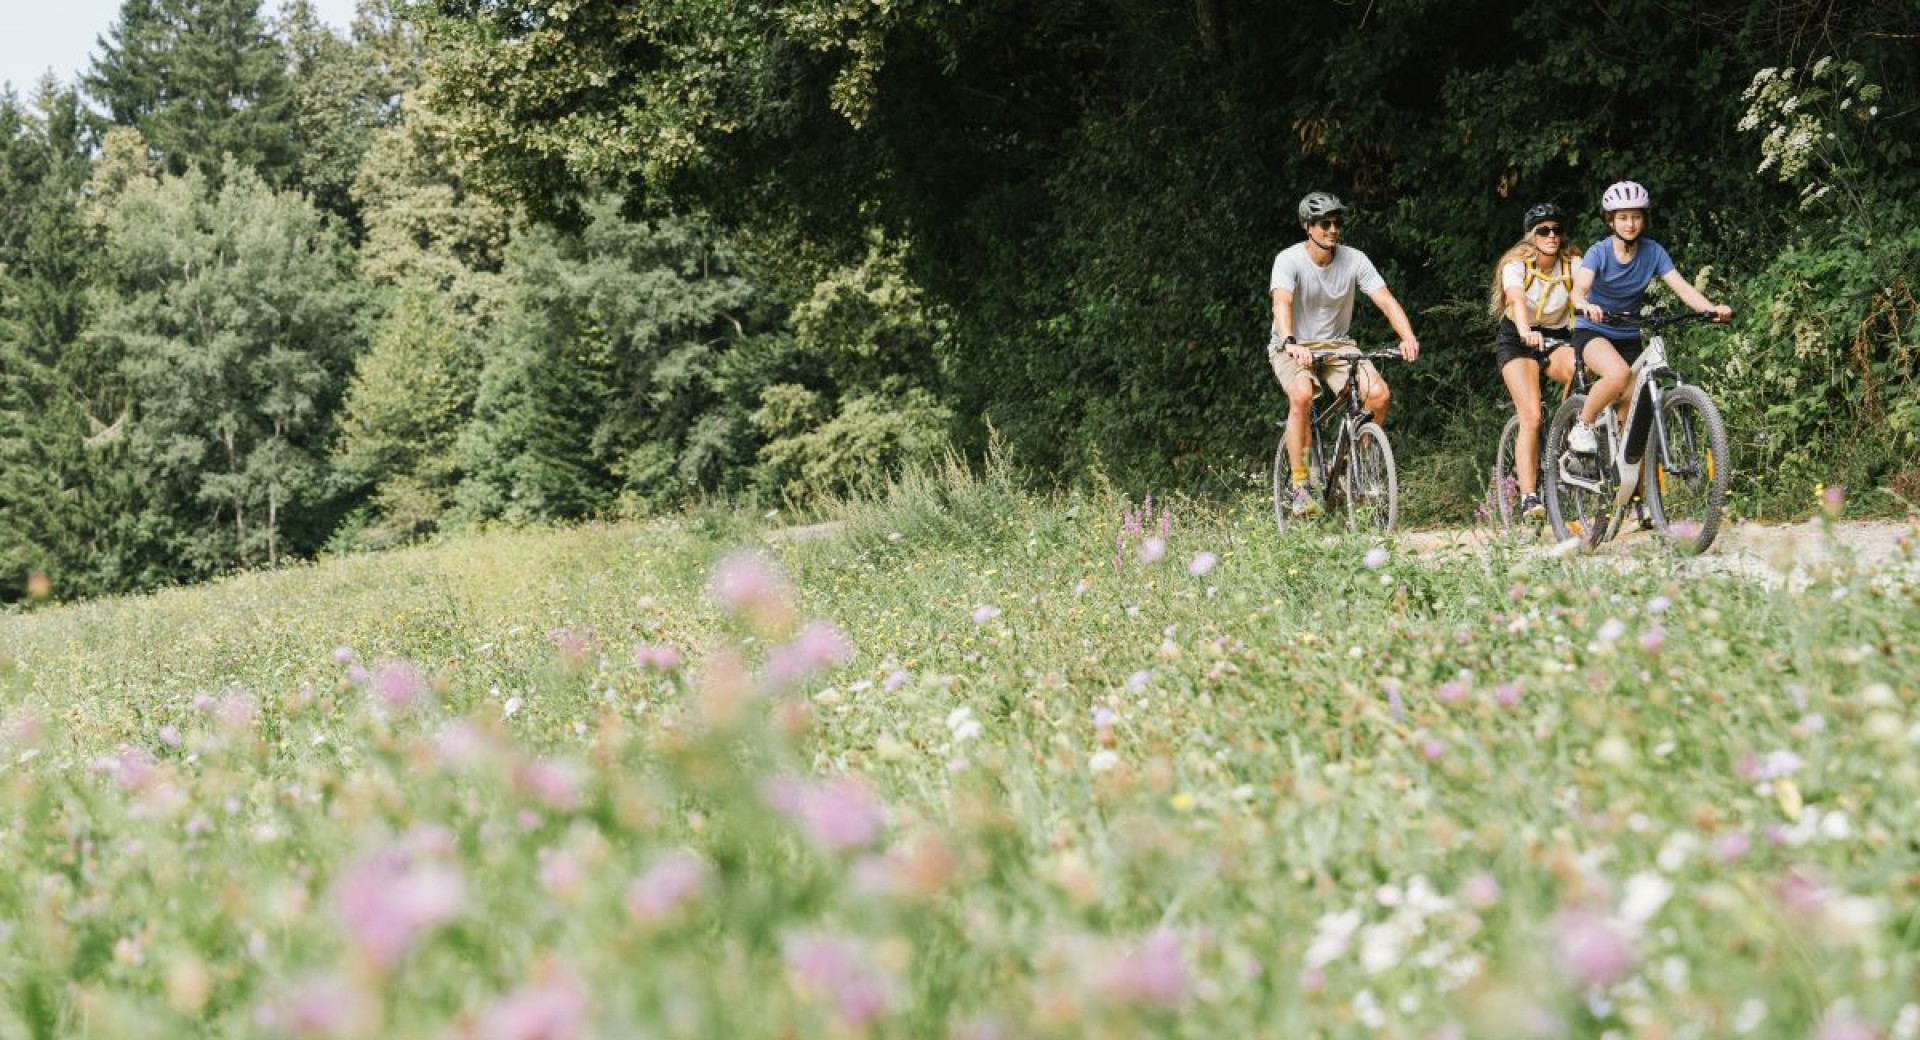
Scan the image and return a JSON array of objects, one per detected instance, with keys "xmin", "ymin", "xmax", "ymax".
[
  {"xmin": 1297, "ymin": 191, "xmax": 1347, "ymax": 224},
  {"xmin": 1522, "ymin": 202, "xmax": 1563, "ymax": 233}
]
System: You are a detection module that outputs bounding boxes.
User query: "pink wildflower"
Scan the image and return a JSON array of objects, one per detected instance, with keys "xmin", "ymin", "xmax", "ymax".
[
  {"xmin": 784, "ymin": 934, "xmax": 890, "ymax": 1029},
  {"xmin": 1422, "ymin": 738, "xmax": 1447, "ymax": 762},
  {"xmin": 971, "ymin": 604, "xmax": 1001, "ymax": 625},
  {"xmin": 514, "ymin": 758, "xmax": 586, "ymax": 812},
  {"xmin": 1820, "ymin": 485, "xmax": 1846, "ymax": 518},
  {"xmin": 1639, "ymin": 626, "xmax": 1666, "ymax": 653},
  {"xmin": 255, "ymin": 974, "xmax": 378, "ymax": 1038},
  {"xmin": 1713, "ymin": 829, "xmax": 1752, "ymax": 864},
  {"xmin": 1363, "ymin": 546, "xmax": 1389, "ymax": 570},
  {"xmin": 633, "ymin": 643, "xmax": 683, "ymax": 672},
  {"xmin": 368, "ymin": 658, "xmax": 430, "ymax": 711},
  {"xmin": 709, "ymin": 552, "xmax": 796, "ymax": 631},
  {"xmin": 1461, "ymin": 873, "xmax": 1501, "ymax": 909},
  {"xmin": 1494, "ymin": 683, "xmax": 1522, "ymax": 708},
  {"xmin": 1187, "ymin": 551, "xmax": 1217, "ymax": 576},
  {"xmin": 1551, "ymin": 907, "xmax": 1635, "ymax": 989},
  {"xmin": 331, "ymin": 646, "xmax": 356, "ymax": 666},
  {"xmin": 331, "ymin": 841, "xmax": 466, "ymax": 969},
  {"xmin": 626, "ymin": 850, "xmax": 712, "ymax": 926},
  {"xmin": 1095, "ymin": 928, "xmax": 1189, "ymax": 1008},
  {"xmin": 1435, "ymin": 681, "xmax": 1467, "ymax": 705},
  {"xmin": 547, "ymin": 627, "xmax": 594, "ymax": 674},
  {"xmin": 1138, "ymin": 536, "xmax": 1167, "ymax": 564},
  {"xmin": 762, "ymin": 621, "xmax": 855, "ymax": 691},
  {"xmin": 882, "ymin": 669, "xmax": 909, "ymax": 693},
  {"xmin": 765, "ymin": 775, "xmax": 887, "ymax": 853},
  {"xmin": 1815, "ymin": 1016, "xmax": 1877, "ymax": 1040},
  {"xmin": 475, "ymin": 970, "xmax": 589, "ymax": 1040},
  {"xmin": 537, "ymin": 847, "xmax": 586, "ymax": 903}
]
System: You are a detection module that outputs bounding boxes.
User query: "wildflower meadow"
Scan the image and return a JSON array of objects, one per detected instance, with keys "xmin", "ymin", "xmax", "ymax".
[{"xmin": 2, "ymin": 466, "xmax": 1917, "ymax": 1039}]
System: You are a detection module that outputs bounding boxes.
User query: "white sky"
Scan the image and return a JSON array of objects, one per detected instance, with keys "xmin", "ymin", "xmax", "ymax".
[{"xmin": 2, "ymin": 0, "xmax": 360, "ymax": 96}]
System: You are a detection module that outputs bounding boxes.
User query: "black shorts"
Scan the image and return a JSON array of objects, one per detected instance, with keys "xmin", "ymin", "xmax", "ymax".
[
  {"xmin": 1572, "ymin": 326, "xmax": 1642, "ymax": 367},
  {"xmin": 1494, "ymin": 318, "xmax": 1574, "ymax": 370}
]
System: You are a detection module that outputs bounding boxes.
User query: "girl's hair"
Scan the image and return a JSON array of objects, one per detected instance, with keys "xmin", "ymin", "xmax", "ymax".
[{"xmin": 1486, "ymin": 235, "xmax": 1586, "ymax": 318}]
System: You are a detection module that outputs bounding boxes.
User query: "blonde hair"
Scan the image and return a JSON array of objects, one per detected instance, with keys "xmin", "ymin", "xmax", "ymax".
[{"xmin": 1486, "ymin": 235, "xmax": 1585, "ymax": 319}]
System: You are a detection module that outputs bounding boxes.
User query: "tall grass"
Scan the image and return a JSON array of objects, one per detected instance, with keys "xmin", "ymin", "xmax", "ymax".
[{"xmin": 1, "ymin": 472, "xmax": 1916, "ymax": 1038}]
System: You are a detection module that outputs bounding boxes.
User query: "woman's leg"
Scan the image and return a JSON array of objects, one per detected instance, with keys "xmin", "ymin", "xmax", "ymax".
[{"xmin": 1499, "ymin": 356, "xmax": 1544, "ymax": 494}]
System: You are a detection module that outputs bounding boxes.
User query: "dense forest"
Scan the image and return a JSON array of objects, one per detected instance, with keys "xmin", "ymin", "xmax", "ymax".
[{"xmin": 2, "ymin": 0, "xmax": 1915, "ymax": 602}]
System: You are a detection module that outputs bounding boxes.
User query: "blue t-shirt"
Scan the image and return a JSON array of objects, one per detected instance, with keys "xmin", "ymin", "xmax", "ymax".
[{"xmin": 1574, "ymin": 238, "xmax": 1675, "ymax": 339}]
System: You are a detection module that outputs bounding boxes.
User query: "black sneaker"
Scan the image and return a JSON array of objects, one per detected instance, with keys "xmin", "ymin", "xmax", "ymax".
[{"xmin": 1521, "ymin": 493, "xmax": 1545, "ymax": 520}]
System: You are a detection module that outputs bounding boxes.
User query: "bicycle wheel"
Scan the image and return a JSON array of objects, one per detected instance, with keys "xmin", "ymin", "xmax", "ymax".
[
  {"xmin": 1491, "ymin": 414, "xmax": 1523, "ymax": 530},
  {"xmin": 1646, "ymin": 385, "xmax": 1730, "ymax": 555},
  {"xmin": 1346, "ymin": 422, "xmax": 1397, "ymax": 532},
  {"xmin": 1542, "ymin": 394, "xmax": 1609, "ymax": 548},
  {"xmin": 1272, "ymin": 429, "xmax": 1324, "ymax": 534}
]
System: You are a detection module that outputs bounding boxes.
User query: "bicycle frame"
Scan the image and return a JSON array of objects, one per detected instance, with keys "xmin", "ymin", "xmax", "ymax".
[
  {"xmin": 1303, "ymin": 350, "xmax": 1393, "ymax": 492},
  {"xmin": 1555, "ymin": 313, "xmax": 1719, "ymax": 544}
]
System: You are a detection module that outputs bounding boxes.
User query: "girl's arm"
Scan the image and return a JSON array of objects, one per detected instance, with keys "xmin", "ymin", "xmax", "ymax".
[
  {"xmin": 1572, "ymin": 264, "xmax": 1603, "ymax": 321},
  {"xmin": 1660, "ymin": 270, "xmax": 1733, "ymax": 319}
]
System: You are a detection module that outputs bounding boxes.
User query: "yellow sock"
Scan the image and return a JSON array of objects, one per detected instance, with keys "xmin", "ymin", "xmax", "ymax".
[{"xmin": 1291, "ymin": 465, "xmax": 1308, "ymax": 483}]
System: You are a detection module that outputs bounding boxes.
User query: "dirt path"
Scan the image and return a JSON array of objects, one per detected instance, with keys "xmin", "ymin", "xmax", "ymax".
[
  {"xmin": 767, "ymin": 514, "xmax": 1915, "ymax": 586},
  {"xmin": 1403, "ymin": 517, "xmax": 1916, "ymax": 585}
]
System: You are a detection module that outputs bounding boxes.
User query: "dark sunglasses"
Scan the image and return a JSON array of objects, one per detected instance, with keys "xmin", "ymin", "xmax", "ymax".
[
  {"xmin": 1312, "ymin": 217, "xmax": 1343, "ymax": 230},
  {"xmin": 1532, "ymin": 225, "xmax": 1563, "ymax": 237}
]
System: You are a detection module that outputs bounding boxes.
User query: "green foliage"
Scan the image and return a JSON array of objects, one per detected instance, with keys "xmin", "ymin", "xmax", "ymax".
[
  {"xmin": 277, "ymin": 0, "xmax": 415, "ymax": 230},
  {"xmin": 90, "ymin": 160, "xmax": 364, "ymax": 578},
  {"xmin": 333, "ymin": 289, "xmax": 477, "ymax": 547},
  {"xmin": 84, "ymin": 0, "xmax": 298, "ymax": 183},
  {"xmin": 754, "ymin": 235, "xmax": 953, "ymax": 501},
  {"xmin": 454, "ymin": 200, "xmax": 779, "ymax": 522}
]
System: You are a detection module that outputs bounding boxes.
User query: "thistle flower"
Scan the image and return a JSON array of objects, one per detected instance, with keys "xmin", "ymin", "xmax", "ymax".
[
  {"xmin": 709, "ymin": 552, "xmax": 797, "ymax": 631},
  {"xmin": 474, "ymin": 969, "xmax": 589, "ymax": 1040},
  {"xmin": 626, "ymin": 850, "xmax": 712, "ymax": 926},
  {"xmin": 1094, "ymin": 928, "xmax": 1189, "ymax": 1008},
  {"xmin": 368, "ymin": 658, "xmax": 430, "ymax": 711},
  {"xmin": 1187, "ymin": 551, "xmax": 1217, "ymax": 576},
  {"xmin": 784, "ymin": 933, "xmax": 891, "ymax": 1029},
  {"xmin": 331, "ymin": 840, "xmax": 467, "ymax": 969},
  {"xmin": 1551, "ymin": 907, "xmax": 1634, "ymax": 989},
  {"xmin": 766, "ymin": 775, "xmax": 888, "ymax": 853}
]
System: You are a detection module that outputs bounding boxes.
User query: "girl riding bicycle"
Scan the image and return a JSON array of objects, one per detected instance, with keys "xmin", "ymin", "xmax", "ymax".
[
  {"xmin": 1489, "ymin": 202, "xmax": 1582, "ymax": 520},
  {"xmin": 1567, "ymin": 181, "xmax": 1731, "ymax": 455}
]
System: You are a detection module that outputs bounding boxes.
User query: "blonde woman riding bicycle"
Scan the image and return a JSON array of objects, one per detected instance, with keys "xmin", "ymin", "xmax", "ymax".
[{"xmin": 1490, "ymin": 202, "xmax": 1582, "ymax": 520}]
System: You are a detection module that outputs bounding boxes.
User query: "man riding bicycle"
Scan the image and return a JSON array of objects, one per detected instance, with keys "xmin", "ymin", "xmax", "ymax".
[{"xmin": 1269, "ymin": 191, "xmax": 1421, "ymax": 516}]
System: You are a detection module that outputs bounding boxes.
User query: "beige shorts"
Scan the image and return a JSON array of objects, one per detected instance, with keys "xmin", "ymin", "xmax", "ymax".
[{"xmin": 1268, "ymin": 340, "xmax": 1377, "ymax": 398}]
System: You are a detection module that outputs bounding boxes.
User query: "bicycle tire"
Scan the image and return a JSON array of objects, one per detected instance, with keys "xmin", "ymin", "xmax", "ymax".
[
  {"xmin": 1645, "ymin": 385, "xmax": 1730, "ymax": 555},
  {"xmin": 1272, "ymin": 429, "xmax": 1325, "ymax": 534},
  {"xmin": 1491, "ymin": 414, "xmax": 1523, "ymax": 530},
  {"xmin": 1347, "ymin": 422, "xmax": 1397, "ymax": 532},
  {"xmin": 1542, "ymin": 394, "xmax": 1610, "ymax": 549}
]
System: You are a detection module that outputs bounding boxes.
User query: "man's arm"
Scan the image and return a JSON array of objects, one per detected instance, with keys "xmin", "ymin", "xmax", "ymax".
[
  {"xmin": 1272, "ymin": 288, "xmax": 1310, "ymax": 363},
  {"xmin": 1365, "ymin": 286, "xmax": 1420, "ymax": 361}
]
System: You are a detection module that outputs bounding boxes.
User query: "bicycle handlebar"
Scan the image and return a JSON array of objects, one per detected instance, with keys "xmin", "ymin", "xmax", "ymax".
[{"xmin": 1307, "ymin": 347, "xmax": 1408, "ymax": 362}]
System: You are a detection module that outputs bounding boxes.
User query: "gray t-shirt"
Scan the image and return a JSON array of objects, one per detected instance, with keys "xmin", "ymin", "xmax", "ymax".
[{"xmin": 1270, "ymin": 243, "xmax": 1386, "ymax": 341}]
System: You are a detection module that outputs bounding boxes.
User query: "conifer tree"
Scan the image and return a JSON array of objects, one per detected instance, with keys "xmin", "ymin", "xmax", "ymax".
[{"xmin": 84, "ymin": 0, "xmax": 296, "ymax": 182}]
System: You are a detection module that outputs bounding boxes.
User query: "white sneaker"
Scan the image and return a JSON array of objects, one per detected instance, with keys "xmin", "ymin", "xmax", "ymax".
[{"xmin": 1567, "ymin": 421, "xmax": 1597, "ymax": 454}]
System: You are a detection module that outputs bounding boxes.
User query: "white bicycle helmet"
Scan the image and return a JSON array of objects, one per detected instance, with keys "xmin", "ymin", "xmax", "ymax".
[{"xmin": 1601, "ymin": 180, "xmax": 1651, "ymax": 213}]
